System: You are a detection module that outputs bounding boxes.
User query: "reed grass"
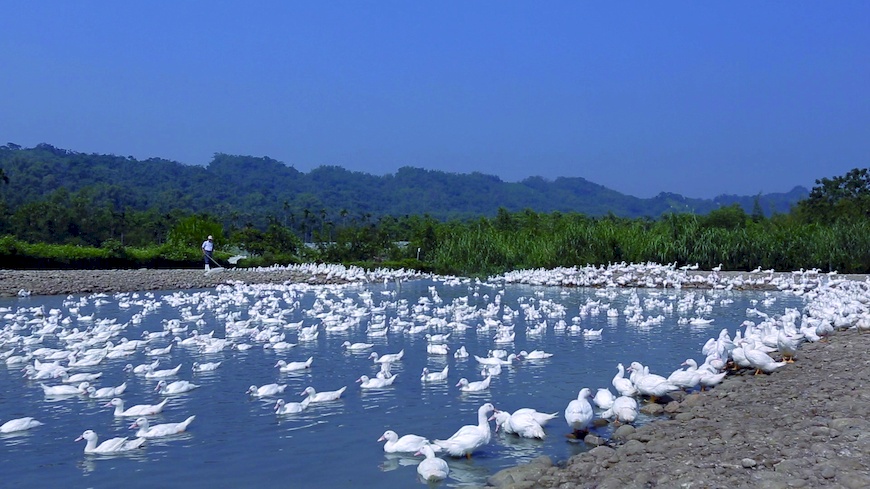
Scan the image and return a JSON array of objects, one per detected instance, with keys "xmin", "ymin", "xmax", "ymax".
[{"xmin": 430, "ymin": 213, "xmax": 870, "ymax": 275}]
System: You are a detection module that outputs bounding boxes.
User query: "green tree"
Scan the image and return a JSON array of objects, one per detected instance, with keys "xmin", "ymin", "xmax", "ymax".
[
  {"xmin": 702, "ymin": 204, "xmax": 748, "ymax": 229},
  {"xmin": 796, "ymin": 168, "xmax": 870, "ymax": 222},
  {"xmin": 751, "ymin": 194, "xmax": 765, "ymax": 223},
  {"xmin": 167, "ymin": 215, "xmax": 224, "ymax": 248}
]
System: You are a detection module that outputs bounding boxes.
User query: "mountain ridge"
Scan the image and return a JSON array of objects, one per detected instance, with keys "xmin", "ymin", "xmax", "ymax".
[{"xmin": 0, "ymin": 142, "xmax": 809, "ymax": 223}]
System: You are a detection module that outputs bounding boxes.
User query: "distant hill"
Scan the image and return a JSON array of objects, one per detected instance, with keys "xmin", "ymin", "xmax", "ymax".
[{"xmin": 0, "ymin": 143, "xmax": 808, "ymax": 224}]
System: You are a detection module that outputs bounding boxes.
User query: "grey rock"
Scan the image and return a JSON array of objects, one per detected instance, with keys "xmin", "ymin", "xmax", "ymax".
[
  {"xmin": 817, "ymin": 465, "xmax": 837, "ymax": 479},
  {"xmin": 588, "ymin": 446, "xmax": 616, "ymax": 459},
  {"xmin": 829, "ymin": 418, "xmax": 869, "ymax": 431},
  {"xmin": 639, "ymin": 403, "xmax": 664, "ymax": 415},
  {"xmin": 611, "ymin": 424, "xmax": 636, "ymax": 440},
  {"xmin": 741, "ymin": 458, "xmax": 757, "ymax": 468},
  {"xmin": 583, "ymin": 434, "xmax": 606, "ymax": 446},
  {"xmin": 617, "ymin": 439, "xmax": 646, "ymax": 456},
  {"xmin": 840, "ymin": 473, "xmax": 870, "ymax": 489}
]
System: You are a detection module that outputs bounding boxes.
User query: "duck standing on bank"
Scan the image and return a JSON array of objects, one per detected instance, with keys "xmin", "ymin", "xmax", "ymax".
[{"xmin": 565, "ymin": 388, "xmax": 595, "ymax": 439}]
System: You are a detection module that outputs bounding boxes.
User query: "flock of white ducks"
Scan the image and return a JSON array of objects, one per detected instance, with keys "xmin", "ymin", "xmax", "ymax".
[{"xmin": 1, "ymin": 261, "xmax": 867, "ymax": 484}]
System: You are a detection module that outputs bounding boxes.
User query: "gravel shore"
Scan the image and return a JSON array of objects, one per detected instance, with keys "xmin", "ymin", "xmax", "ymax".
[
  {"xmin": 486, "ymin": 330, "xmax": 870, "ymax": 489},
  {"xmin": 0, "ymin": 268, "xmax": 349, "ymax": 297}
]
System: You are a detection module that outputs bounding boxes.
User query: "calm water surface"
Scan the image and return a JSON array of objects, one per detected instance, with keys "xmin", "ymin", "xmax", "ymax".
[{"xmin": 0, "ymin": 278, "xmax": 804, "ymax": 487}]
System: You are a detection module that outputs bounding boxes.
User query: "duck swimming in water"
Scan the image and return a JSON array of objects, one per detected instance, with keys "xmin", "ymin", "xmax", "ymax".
[
  {"xmin": 75, "ymin": 429, "xmax": 146, "ymax": 454},
  {"xmin": 433, "ymin": 402, "xmax": 496, "ymax": 458}
]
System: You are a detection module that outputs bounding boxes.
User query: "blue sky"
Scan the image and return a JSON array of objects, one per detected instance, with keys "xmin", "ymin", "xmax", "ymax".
[{"xmin": 2, "ymin": 2, "xmax": 867, "ymax": 198}]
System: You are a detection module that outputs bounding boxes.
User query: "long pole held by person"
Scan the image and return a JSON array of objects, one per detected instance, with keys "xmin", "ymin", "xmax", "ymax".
[{"xmin": 202, "ymin": 235, "xmax": 215, "ymax": 271}]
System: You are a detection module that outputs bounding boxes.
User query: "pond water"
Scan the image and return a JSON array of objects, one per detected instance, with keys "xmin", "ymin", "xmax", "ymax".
[{"xmin": 0, "ymin": 277, "xmax": 804, "ymax": 487}]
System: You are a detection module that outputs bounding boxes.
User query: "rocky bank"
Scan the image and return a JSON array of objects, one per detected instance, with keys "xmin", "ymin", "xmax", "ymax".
[{"xmin": 486, "ymin": 329, "xmax": 870, "ymax": 489}]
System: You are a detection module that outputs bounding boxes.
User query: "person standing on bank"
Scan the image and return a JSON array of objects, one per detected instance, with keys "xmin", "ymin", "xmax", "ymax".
[{"xmin": 202, "ymin": 235, "xmax": 214, "ymax": 270}]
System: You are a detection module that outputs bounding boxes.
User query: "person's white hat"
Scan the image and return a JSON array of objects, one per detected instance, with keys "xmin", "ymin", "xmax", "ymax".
[{"xmin": 207, "ymin": 235, "xmax": 213, "ymax": 240}]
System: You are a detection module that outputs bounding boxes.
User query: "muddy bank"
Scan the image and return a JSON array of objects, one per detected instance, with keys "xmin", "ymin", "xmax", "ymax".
[{"xmin": 487, "ymin": 329, "xmax": 870, "ymax": 489}]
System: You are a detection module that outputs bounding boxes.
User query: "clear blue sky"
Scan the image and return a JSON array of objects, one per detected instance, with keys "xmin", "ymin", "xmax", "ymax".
[{"xmin": 2, "ymin": 2, "xmax": 867, "ymax": 198}]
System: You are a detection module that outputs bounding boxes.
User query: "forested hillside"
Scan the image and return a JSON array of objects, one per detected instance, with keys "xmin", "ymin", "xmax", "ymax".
[
  {"xmin": 0, "ymin": 143, "xmax": 807, "ymax": 228},
  {"xmin": 0, "ymin": 142, "xmax": 866, "ymax": 275}
]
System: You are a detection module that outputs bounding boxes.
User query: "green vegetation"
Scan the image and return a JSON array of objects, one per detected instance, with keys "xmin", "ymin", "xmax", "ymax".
[{"xmin": 0, "ymin": 142, "xmax": 866, "ymax": 276}]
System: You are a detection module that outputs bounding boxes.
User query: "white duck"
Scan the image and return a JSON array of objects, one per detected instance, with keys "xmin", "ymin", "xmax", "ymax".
[
  {"xmin": 565, "ymin": 388, "xmax": 595, "ymax": 438},
  {"xmin": 376, "ymin": 361, "xmax": 394, "ymax": 379},
  {"xmin": 474, "ymin": 353, "xmax": 520, "ymax": 366},
  {"xmin": 300, "ymin": 385, "xmax": 347, "ymax": 402},
  {"xmin": 667, "ymin": 360, "xmax": 702, "ymax": 391},
  {"xmin": 518, "ymin": 350, "xmax": 554, "ymax": 360},
  {"xmin": 454, "ymin": 345, "xmax": 469, "ymax": 359},
  {"xmin": 421, "ymin": 366, "xmax": 449, "ymax": 382},
  {"xmin": 426, "ymin": 344, "xmax": 450, "ymax": 355},
  {"xmin": 433, "ymin": 402, "xmax": 496, "ymax": 457},
  {"xmin": 512, "ymin": 408, "xmax": 559, "ymax": 426},
  {"xmin": 275, "ymin": 357, "xmax": 313, "ymax": 372},
  {"xmin": 192, "ymin": 361, "xmax": 221, "ymax": 372},
  {"xmin": 481, "ymin": 363, "xmax": 502, "ymax": 377},
  {"xmin": 592, "ymin": 388, "xmax": 616, "ymax": 410},
  {"xmin": 415, "ymin": 443, "xmax": 449, "ymax": 482},
  {"xmin": 247, "ymin": 383, "xmax": 287, "ymax": 398},
  {"xmin": 611, "ymin": 363, "xmax": 637, "ymax": 397},
  {"xmin": 341, "ymin": 341, "xmax": 374, "ymax": 351},
  {"xmin": 378, "ymin": 430, "xmax": 433, "ymax": 453},
  {"xmin": 730, "ymin": 345, "xmax": 753, "ymax": 370},
  {"xmin": 60, "ymin": 371, "xmax": 103, "ymax": 384},
  {"xmin": 130, "ymin": 415, "xmax": 195, "ymax": 438},
  {"xmin": 144, "ymin": 364, "xmax": 182, "ymax": 379},
  {"xmin": 155, "ymin": 379, "xmax": 200, "ymax": 395},
  {"xmin": 698, "ymin": 369, "xmax": 728, "ymax": 390},
  {"xmin": 125, "ymin": 359, "xmax": 160, "ymax": 375},
  {"xmin": 601, "ymin": 396, "xmax": 638, "ymax": 425},
  {"xmin": 85, "ymin": 382, "xmax": 128, "ymax": 399},
  {"xmin": 629, "ymin": 362, "xmax": 680, "ymax": 401},
  {"xmin": 745, "ymin": 347, "xmax": 788, "ymax": 375},
  {"xmin": 106, "ymin": 397, "xmax": 169, "ymax": 417},
  {"xmin": 39, "ymin": 382, "xmax": 85, "ymax": 396},
  {"xmin": 76, "ymin": 429, "xmax": 146, "ymax": 454},
  {"xmin": 425, "ymin": 333, "xmax": 450, "ymax": 343},
  {"xmin": 369, "ymin": 350, "xmax": 404, "ymax": 363},
  {"xmin": 491, "ymin": 411, "xmax": 546, "ymax": 439},
  {"xmin": 357, "ymin": 374, "xmax": 397, "ymax": 389},
  {"xmin": 776, "ymin": 330, "xmax": 801, "ymax": 363},
  {"xmin": 0, "ymin": 417, "xmax": 43, "ymax": 433},
  {"xmin": 456, "ymin": 376, "xmax": 491, "ymax": 392},
  {"xmin": 275, "ymin": 397, "xmax": 311, "ymax": 414}
]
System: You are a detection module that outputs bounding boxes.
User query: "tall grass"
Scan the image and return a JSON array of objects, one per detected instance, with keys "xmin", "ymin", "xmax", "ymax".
[
  {"xmin": 430, "ymin": 214, "xmax": 870, "ymax": 275},
  {"xmin": 2, "ymin": 211, "xmax": 868, "ymax": 276}
]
